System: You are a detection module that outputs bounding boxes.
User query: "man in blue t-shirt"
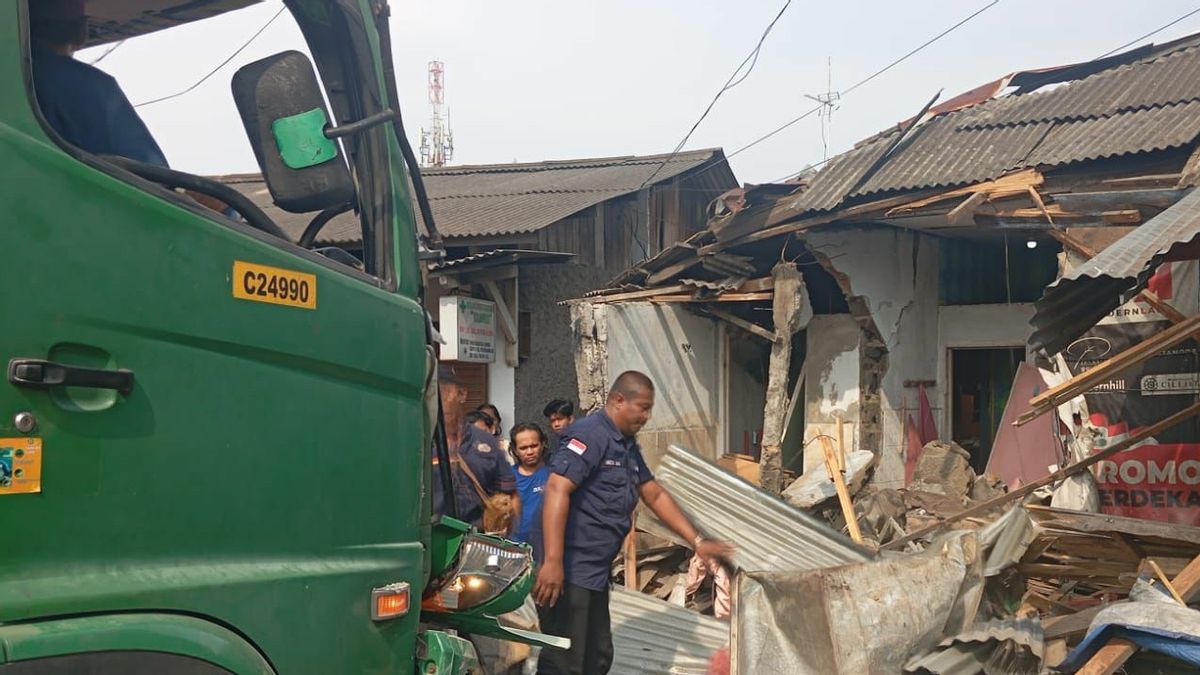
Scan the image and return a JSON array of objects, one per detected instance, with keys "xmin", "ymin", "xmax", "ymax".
[
  {"xmin": 509, "ymin": 423, "xmax": 550, "ymax": 543},
  {"xmin": 532, "ymin": 371, "xmax": 734, "ymax": 675},
  {"xmin": 29, "ymin": 0, "xmax": 169, "ymax": 168}
]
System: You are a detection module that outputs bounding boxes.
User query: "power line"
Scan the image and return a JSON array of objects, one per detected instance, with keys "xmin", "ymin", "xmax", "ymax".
[
  {"xmin": 718, "ymin": 0, "xmax": 999, "ymax": 170},
  {"xmin": 135, "ymin": 5, "xmax": 286, "ymax": 108},
  {"xmin": 637, "ymin": 0, "xmax": 792, "ymax": 191},
  {"xmin": 88, "ymin": 39, "xmax": 125, "ymax": 65},
  {"xmin": 1094, "ymin": 5, "xmax": 1200, "ymax": 60},
  {"xmin": 764, "ymin": 2, "xmax": 1200, "ymax": 185}
]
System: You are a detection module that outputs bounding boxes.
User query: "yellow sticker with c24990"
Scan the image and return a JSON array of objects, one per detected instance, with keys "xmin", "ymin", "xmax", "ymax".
[{"xmin": 233, "ymin": 260, "xmax": 317, "ymax": 310}]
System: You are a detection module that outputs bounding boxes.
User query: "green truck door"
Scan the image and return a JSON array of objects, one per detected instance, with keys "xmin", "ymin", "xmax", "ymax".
[{"xmin": 0, "ymin": 121, "xmax": 429, "ymax": 673}]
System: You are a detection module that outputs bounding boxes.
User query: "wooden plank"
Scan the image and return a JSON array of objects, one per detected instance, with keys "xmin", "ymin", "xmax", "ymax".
[
  {"xmin": 587, "ymin": 284, "xmax": 692, "ymax": 304},
  {"xmin": 624, "ymin": 512, "xmax": 638, "ymax": 590},
  {"xmin": 650, "ymin": 291, "xmax": 773, "ymax": 303},
  {"xmin": 883, "ymin": 402, "xmax": 1200, "ymax": 550},
  {"xmin": 1077, "ymin": 553, "xmax": 1200, "ymax": 674},
  {"xmin": 820, "ymin": 436, "xmax": 863, "ymax": 544},
  {"xmin": 887, "ymin": 168, "xmax": 1044, "ymax": 216},
  {"xmin": 645, "ymin": 251, "xmax": 700, "ymax": 286},
  {"xmin": 946, "ymin": 191, "xmax": 987, "ymax": 226},
  {"xmin": 1016, "ymin": 313, "xmax": 1200, "ymax": 426},
  {"xmin": 594, "ymin": 202, "xmax": 606, "ymax": 268},
  {"xmin": 738, "ymin": 276, "xmax": 776, "ymax": 293},
  {"xmin": 706, "ymin": 306, "xmax": 778, "ymax": 342}
]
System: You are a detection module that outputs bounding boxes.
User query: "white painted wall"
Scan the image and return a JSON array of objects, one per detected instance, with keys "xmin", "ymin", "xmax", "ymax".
[
  {"xmin": 805, "ymin": 227, "xmax": 940, "ymax": 487},
  {"xmin": 803, "ymin": 314, "xmax": 862, "ymax": 474},
  {"xmin": 604, "ymin": 302, "xmax": 724, "ymax": 468},
  {"xmin": 487, "ymin": 358, "xmax": 516, "ymax": 439}
]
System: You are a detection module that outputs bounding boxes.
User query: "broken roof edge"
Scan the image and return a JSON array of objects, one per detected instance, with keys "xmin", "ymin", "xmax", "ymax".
[
  {"xmin": 419, "ymin": 147, "xmax": 728, "ymax": 176},
  {"xmin": 1030, "ymin": 187, "xmax": 1200, "ymax": 356}
]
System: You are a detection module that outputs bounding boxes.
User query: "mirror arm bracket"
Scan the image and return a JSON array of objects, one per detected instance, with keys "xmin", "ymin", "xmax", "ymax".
[{"xmin": 324, "ymin": 110, "xmax": 402, "ymax": 139}]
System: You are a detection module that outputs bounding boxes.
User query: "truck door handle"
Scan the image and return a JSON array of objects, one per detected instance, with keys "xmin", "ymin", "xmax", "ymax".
[{"xmin": 7, "ymin": 358, "xmax": 134, "ymax": 395}]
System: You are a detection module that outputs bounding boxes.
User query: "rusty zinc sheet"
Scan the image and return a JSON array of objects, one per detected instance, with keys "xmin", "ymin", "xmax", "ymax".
[
  {"xmin": 609, "ymin": 587, "xmax": 728, "ymax": 675},
  {"xmin": 655, "ymin": 444, "xmax": 873, "ymax": 572}
]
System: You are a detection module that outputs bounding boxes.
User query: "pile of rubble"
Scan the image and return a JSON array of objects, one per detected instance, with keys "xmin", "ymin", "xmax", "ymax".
[{"xmin": 610, "ymin": 443, "xmax": 1200, "ymax": 674}]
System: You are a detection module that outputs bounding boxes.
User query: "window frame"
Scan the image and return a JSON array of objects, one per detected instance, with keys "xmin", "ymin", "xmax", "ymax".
[{"xmin": 17, "ymin": 0, "xmax": 398, "ymax": 291}]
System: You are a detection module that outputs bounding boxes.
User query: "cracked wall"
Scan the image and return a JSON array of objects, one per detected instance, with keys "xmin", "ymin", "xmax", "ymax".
[
  {"xmin": 802, "ymin": 226, "xmax": 1037, "ymax": 487},
  {"xmin": 803, "ymin": 226, "xmax": 939, "ymax": 487}
]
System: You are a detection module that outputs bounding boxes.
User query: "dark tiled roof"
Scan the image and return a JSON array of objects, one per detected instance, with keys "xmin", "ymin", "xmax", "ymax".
[
  {"xmin": 773, "ymin": 39, "xmax": 1200, "ymax": 218},
  {"xmin": 219, "ymin": 148, "xmax": 729, "ymax": 245},
  {"xmin": 1030, "ymin": 187, "xmax": 1200, "ymax": 356}
]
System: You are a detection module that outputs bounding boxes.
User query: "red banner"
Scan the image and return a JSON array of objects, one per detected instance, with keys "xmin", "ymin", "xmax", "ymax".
[{"xmin": 1066, "ymin": 262, "xmax": 1200, "ymax": 524}]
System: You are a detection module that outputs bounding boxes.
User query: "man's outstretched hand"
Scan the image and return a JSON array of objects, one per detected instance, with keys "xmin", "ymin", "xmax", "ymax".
[{"xmin": 696, "ymin": 538, "xmax": 736, "ymax": 565}]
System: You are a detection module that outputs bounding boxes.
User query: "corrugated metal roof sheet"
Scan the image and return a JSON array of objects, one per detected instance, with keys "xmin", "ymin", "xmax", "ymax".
[
  {"xmin": 218, "ymin": 148, "xmax": 729, "ymax": 245},
  {"xmin": 762, "ymin": 41, "xmax": 1200, "ymax": 223},
  {"xmin": 655, "ymin": 445, "xmax": 873, "ymax": 572},
  {"xmin": 1029, "ymin": 187, "xmax": 1200, "ymax": 356},
  {"xmin": 609, "ymin": 587, "xmax": 728, "ymax": 675}
]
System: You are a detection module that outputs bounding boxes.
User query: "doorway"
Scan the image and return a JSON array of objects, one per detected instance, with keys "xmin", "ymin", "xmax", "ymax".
[{"xmin": 950, "ymin": 347, "xmax": 1024, "ymax": 472}]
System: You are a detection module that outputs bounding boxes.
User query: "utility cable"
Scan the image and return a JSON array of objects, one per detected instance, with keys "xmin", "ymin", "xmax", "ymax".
[
  {"xmin": 629, "ymin": 0, "xmax": 792, "ymax": 260},
  {"xmin": 88, "ymin": 39, "xmax": 125, "ymax": 65},
  {"xmin": 637, "ymin": 0, "xmax": 792, "ymax": 191},
  {"xmin": 135, "ymin": 5, "xmax": 286, "ymax": 108},
  {"xmin": 1095, "ymin": 5, "xmax": 1200, "ymax": 60},
  {"xmin": 765, "ymin": 1, "xmax": 1200, "ymax": 185},
  {"xmin": 718, "ymin": 0, "xmax": 999, "ymax": 171}
]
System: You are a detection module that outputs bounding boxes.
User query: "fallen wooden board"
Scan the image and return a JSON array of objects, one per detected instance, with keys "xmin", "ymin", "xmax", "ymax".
[
  {"xmin": 1016, "ymin": 313, "xmax": 1200, "ymax": 426},
  {"xmin": 1077, "ymin": 552, "xmax": 1200, "ymax": 674}
]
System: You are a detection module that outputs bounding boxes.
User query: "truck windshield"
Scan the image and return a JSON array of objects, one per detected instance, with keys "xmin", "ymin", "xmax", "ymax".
[{"xmin": 22, "ymin": 0, "xmax": 401, "ymax": 284}]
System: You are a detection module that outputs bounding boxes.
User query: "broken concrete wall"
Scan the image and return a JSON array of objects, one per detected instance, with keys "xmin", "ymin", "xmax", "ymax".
[
  {"xmin": 570, "ymin": 299, "xmax": 610, "ymax": 415},
  {"xmin": 803, "ymin": 315, "xmax": 862, "ymax": 474},
  {"xmin": 803, "ymin": 227, "xmax": 1038, "ymax": 488},
  {"xmin": 596, "ymin": 302, "xmax": 723, "ymax": 468},
  {"xmin": 804, "ymin": 226, "xmax": 940, "ymax": 487}
]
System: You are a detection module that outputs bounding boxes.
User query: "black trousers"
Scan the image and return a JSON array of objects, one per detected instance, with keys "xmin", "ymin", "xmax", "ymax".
[{"xmin": 536, "ymin": 584, "xmax": 613, "ymax": 675}]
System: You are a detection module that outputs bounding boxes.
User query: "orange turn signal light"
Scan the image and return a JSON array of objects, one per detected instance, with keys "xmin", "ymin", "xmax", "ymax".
[{"xmin": 371, "ymin": 582, "xmax": 411, "ymax": 621}]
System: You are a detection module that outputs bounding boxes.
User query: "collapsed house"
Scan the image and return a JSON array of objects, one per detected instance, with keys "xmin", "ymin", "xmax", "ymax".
[
  {"xmin": 573, "ymin": 33, "xmax": 1200, "ymax": 501},
  {"xmin": 584, "ymin": 33, "xmax": 1200, "ymax": 675}
]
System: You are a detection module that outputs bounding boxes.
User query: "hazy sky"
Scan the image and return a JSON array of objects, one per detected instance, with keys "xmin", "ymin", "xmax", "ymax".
[{"xmin": 81, "ymin": 0, "xmax": 1200, "ymax": 184}]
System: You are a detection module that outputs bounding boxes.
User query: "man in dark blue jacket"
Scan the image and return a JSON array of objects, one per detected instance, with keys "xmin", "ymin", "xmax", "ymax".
[
  {"xmin": 533, "ymin": 371, "xmax": 734, "ymax": 675},
  {"xmin": 29, "ymin": 0, "xmax": 169, "ymax": 167}
]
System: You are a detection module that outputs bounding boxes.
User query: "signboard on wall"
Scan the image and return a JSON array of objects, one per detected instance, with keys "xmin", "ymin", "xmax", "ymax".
[
  {"xmin": 1066, "ymin": 261, "xmax": 1200, "ymax": 524},
  {"xmin": 439, "ymin": 296, "xmax": 496, "ymax": 363}
]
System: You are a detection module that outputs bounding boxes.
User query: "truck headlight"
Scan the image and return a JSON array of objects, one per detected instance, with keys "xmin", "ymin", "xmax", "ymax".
[{"xmin": 423, "ymin": 534, "xmax": 530, "ymax": 612}]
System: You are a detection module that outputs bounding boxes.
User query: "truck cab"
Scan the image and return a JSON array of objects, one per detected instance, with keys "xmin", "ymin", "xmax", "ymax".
[{"xmin": 0, "ymin": 2, "xmax": 549, "ymax": 672}]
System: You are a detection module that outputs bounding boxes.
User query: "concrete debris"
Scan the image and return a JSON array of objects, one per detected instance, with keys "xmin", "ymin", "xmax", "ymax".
[
  {"xmin": 909, "ymin": 440, "xmax": 976, "ymax": 504},
  {"xmin": 782, "ymin": 449, "xmax": 876, "ymax": 509}
]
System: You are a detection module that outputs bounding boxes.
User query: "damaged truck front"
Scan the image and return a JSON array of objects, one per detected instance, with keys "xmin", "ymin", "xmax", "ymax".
[{"xmin": 0, "ymin": 1, "xmax": 558, "ymax": 673}]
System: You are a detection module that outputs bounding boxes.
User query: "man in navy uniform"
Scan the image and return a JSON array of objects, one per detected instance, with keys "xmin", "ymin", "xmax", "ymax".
[
  {"xmin": 432, "ymin": 364, "xmax": 517, "ymax": 529},
  {"xmin": 28, "ymin": 0, "xmax": 170, "ymax": 168},
  {"xmin": 533, "ymin": 371, "xmax": 734, "ymax": 675}
]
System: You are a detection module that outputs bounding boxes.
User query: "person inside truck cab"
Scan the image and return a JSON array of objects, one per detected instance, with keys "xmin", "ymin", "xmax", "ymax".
[{"xmin": 28, "ymin": 0, "xmax": 169, "ymax": 168}]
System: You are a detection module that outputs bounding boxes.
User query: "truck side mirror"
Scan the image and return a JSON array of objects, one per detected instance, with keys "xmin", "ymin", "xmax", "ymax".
[{"xmin": 232, "ymin": 51, "xmax": 355, "ymax": 214}]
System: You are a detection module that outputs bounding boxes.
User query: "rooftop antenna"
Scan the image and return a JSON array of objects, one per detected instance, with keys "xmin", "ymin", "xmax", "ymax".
[
  {"xmin": 804, "ymin": 57, "xmax": 840, "ymax": 163},
  {"xmin": 420, "ymin": 60, "xmax": 454, "ymax": 167}
]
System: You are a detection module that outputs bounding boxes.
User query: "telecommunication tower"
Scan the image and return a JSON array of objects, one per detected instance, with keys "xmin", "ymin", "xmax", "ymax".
[{"xmin": 420, "ymin": 61, "xmax": 454, "ymax": 167}]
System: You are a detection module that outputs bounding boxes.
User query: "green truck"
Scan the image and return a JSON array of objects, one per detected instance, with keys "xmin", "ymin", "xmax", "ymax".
[{"xmin": 0, "ymin": 1, "xmax": 555, "ymax": 672}]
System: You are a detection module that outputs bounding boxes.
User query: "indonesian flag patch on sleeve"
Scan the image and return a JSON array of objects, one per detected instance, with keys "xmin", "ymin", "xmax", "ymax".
[{"xmin": 567, "ymin": 438, "xmax": 588, "ymax": 455}]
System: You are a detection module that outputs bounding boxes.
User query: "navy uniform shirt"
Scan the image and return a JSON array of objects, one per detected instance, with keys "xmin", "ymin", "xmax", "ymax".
[
  {"xmin": 432, "ymin": 423, "xmax": 516, "ymax": 527},
  {"xmin": 539, "ymin": 411, "xmax": 654, "ymax": 591},
  {"xmin": 32, "ymin": 46, "xmax": 169, "ymax": 168}
]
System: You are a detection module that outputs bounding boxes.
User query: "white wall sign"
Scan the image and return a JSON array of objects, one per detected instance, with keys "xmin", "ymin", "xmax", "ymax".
[{"xmin": 440, "ymin": 296, "xmax": 496, "ymax": 363}]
